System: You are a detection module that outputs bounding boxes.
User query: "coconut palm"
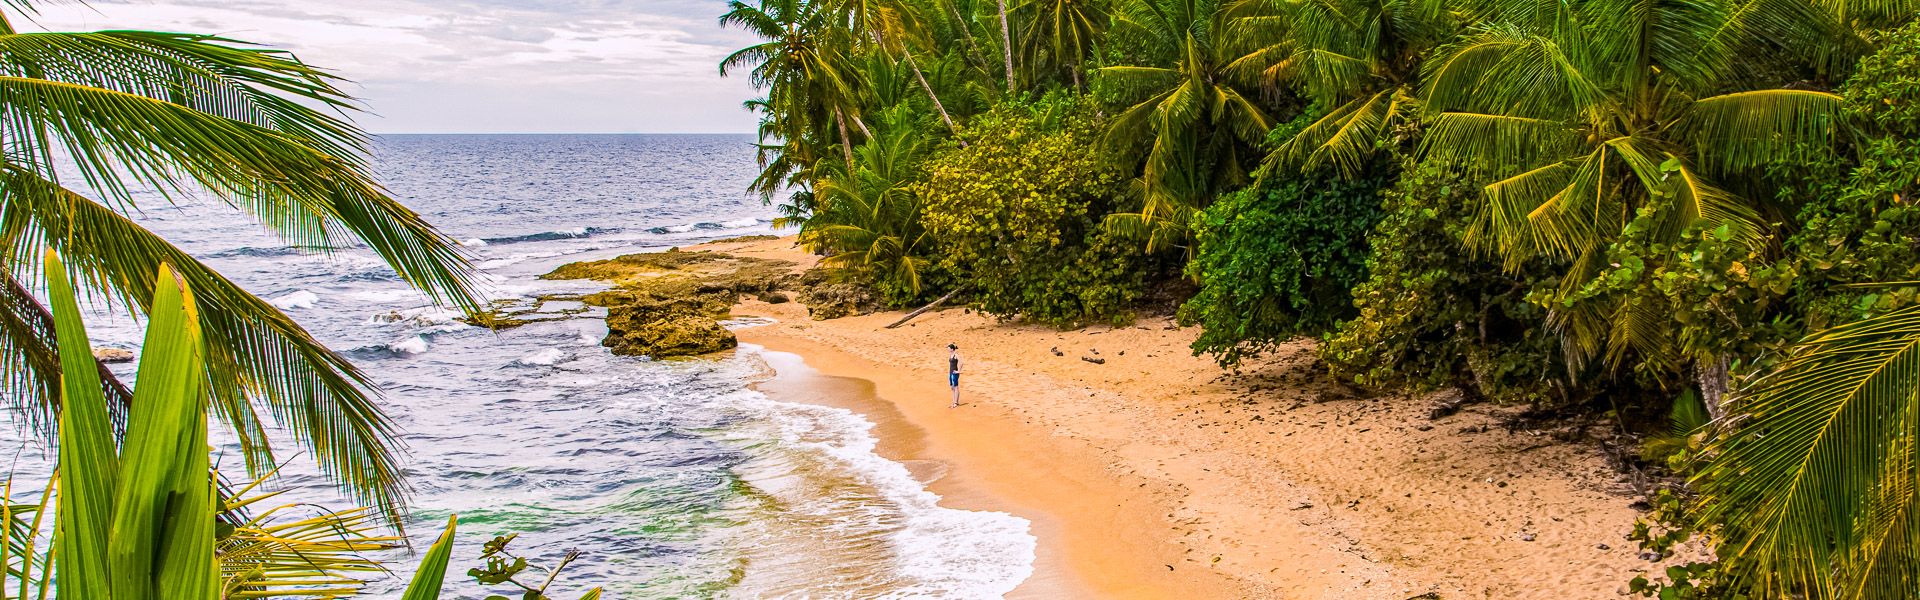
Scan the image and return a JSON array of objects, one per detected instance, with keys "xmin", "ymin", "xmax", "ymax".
[
  {"xmin": 830, "ymin": 0, "xmax": 966, "ymax": 134},
  {"xmin": 723, "ymin": 0, "xmax": 869, "ymax": 167},
  {"xmin": 1417, "ymin": 0, "xmax": 1845, "ymax": 370},
  {"xmin": 1015, "ymin": 0, "xmax": 1108, "ymax": 89},
  {"xmin": 799, "ymin": 106, "xmax": 931, "ymax": 296},
  {"xmin": 0, "ymin": 5, "xmax": 479, "ymax": 522},
  {"xmin": 1099, "ymin": 0, "xmax": 1273, "ymax": 252},
  {"xmin": 1229, "ymin": 0, "xmax": 1454, "ymax": 176},
  {"xmin": 1694, "ymin": 304, "xmax": 1920, "ymax": 598}
]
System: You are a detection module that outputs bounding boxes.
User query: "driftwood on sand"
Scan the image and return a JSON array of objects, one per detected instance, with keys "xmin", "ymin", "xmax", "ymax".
[{"xmin": 884, "ymin": 286, "xmax": 964, "ymax": 329}]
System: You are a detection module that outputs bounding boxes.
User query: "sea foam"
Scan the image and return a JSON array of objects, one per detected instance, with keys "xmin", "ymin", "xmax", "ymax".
[
  {"xmin": 747, "ymin": 376, "xmax": 1037, "ymax": 597},
  {"xmin": 269, "ymin": 290, "xmax": 319, "ymax": 309}
]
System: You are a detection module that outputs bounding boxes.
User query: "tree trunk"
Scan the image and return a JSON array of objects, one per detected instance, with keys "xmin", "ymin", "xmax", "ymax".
[
  {"xmin": 997, "ymin": 0, "xmax": 1015, "ymax": 92},
  {"xmin": 1696, "ymin": 354, "xmax": 1731, "ymax": 423},
  {"xmin": 903, "ymin": 51, "xmax": 961, "ymax": 139},
  {"xmin": 886, "ymin": 286, "xmax": 965, "ymax": 329},
  {"xmin": 1070, "ymin": 67, "xmax": 1082, "ymax": 92},
  {"xmin": 833, "ymin": 108, "xmax": 856, "ymax": 167},
  {"xmin": 942, "ymin": 0, "xmax": 989, "ymax": 71},
  {"xmin": 871, "ymin": 30, "xmax": 962, "ymax": 142}
]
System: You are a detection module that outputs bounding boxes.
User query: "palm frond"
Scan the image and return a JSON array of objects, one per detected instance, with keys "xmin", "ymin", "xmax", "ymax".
[
  {"xmin": 1697, "ymin": 306, "xmax": 1920, "ymax": 599},
  {"xmin": 0, "ymin": 75, "xmax": 481, "ymax": 313},
  {"xmin": 1683, "ymin": 89, "xmax": 1844, "ymax": 174},
  {"xmin": 0, "ymin": 166, "xmax": 410, "ymax": 524}
]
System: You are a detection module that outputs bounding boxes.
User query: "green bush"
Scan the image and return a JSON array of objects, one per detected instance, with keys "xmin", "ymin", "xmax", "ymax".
[
  {"xmin": 916, "ymin": 95, "xmax": 1151, "ymax": 326},
  {"xmin": 1179, "ymin": 165, "xmax": 1385, "ymax": 365},
  {"xmin": 1778, "ymin": 22, "xmax": 1920, "ymax": 331},
  {"xmin": 1319, "ymin": 162, "xmax": 1564, "ymax": 403}
]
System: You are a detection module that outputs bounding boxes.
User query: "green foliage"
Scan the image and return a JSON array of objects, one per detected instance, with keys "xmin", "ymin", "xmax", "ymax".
[
  {"xmin": 1097, "ymin": 0, "xmax": 1274, "ymax": 251},
  {"xmin": 1180, "ymin": 161, "xmax": 1386, "ymax": 365},
  {"xmin": 468, "ymin": 534, "xmax": 602, "ymax": 600},
  {"xmin": 1319, "ymin": 162, "xmax": 1563, "ymax": 402},
  {"xmin": 917, "ymin": 95, "xmax": 1148, "ymax": 325},
  {"xmin": 1773, "ymin": 22, "xmax": 1920, "ymax": 333},
  {"xmin": 1417, "ymin": 0, "xmax": 1846, "ymax": 376},
  {"xmin": 798, "ymin": 105, "xmax": 940, "ymax": 305},
  {"xmin": 8, "ymin": 250, "xmax": 482, "ymax": 600},
  {"xmin": 1690, "ymin": 306, "xmax": 1920, "ymax": 598},
  {"xmin": 1843, "ymin": 22, "xmax": 1920, "ymax": 137}
]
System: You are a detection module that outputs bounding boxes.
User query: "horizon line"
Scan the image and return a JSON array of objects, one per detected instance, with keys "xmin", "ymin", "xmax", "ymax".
[{"xmin": 371, "ymin": 131, "xmax": 757, "ymax": 136}]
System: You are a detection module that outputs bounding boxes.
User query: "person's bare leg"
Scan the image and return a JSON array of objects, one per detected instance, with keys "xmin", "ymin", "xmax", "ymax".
[{"xmin": 950, "ymin": 385, "xmax": 959, "ymax": 408}]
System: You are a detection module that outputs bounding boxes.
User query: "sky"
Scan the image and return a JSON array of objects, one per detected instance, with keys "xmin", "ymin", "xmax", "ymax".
[{"xmin": 22, "ymin": 0, "xmax": 763, "ymax": 133}]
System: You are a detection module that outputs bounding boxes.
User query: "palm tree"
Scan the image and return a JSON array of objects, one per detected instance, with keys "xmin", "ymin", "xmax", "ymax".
[
  {"xmin": 0, "ymin": 5, "xmax": 480, "ymax": 521},
  {"xmin": 1099, "ymin": 0, "xmax": 1273, "ymax": 252},
  {"xmin": 722, "ymin": 0, "xmax": 869, "ymax": 167},
  {"xmin": 1693, "ymin": 304, "xmax": 1920, "ymax": 598},
  {"xmin": 1228, "ymin": 0, "xmax": 1453, "ymax": 176},
  {"xmin": 1417, "ymin": 0, "xmax": 1845, "ymax": 373},
  {"xmin": 830, "ymin": 0, "xmax": 965, "ymax": 135},
  {"xmin": 799, "ymin": 106, "xmax": 932, "ymax": 297},
  {"xmin": 1015, "ymin": 0, "xmax": 1108, "ymax": 89}
]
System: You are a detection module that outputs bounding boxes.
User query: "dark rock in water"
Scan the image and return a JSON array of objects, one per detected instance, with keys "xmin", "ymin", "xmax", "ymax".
[
  {"xmin": 605, "ymin": 315, "xmax": 736, "ymax": 357},
  {"xmin": 93, "ymin": 348, "xmax": 136, "ymax": 363}
]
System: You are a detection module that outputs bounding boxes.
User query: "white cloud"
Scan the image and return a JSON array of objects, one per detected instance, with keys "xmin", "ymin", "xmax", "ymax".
[{"xmin": 18, "ymin": 0, "xmax": 762, "ymax": 132}]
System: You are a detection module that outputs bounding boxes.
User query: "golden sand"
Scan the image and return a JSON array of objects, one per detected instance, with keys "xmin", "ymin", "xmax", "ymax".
[{"xmin": 701, "ymin": 235, "xmax": 1660, "ymax": 598}]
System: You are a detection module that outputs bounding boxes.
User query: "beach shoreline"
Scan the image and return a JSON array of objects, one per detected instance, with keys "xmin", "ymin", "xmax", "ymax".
[{"xmin": 699, "ymin": 235, "xmax": 1666, "ymax": 598}]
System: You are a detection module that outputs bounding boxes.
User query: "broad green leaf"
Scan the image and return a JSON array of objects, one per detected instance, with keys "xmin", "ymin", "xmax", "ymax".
[
  {"xmin": 45, "ymin": 248, "xmax": 115, "ymax": 599},
  {"xmin": 400, "ymin": 515, "xmax": 459, "ymax": 600},
  {"xmin": 108, "ymin": 263, "xmax": 214, "ymax": 599}
]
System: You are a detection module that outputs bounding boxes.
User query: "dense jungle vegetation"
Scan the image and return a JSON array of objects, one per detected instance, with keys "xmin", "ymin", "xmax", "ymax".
[{"xmin": 720, "ymin": 0, "xmax": 1920, "ymax": 596}]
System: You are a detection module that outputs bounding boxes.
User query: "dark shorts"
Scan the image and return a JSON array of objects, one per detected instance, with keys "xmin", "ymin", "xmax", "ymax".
[{"xmin": 949, "ymin": 372, "xmax": 959, "ymax": 387}]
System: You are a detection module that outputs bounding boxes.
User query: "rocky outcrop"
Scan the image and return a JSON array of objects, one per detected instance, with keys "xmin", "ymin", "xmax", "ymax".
[
  {"xmin": 93, "ymin": 347, "xmax": 136, "ymax": 363},
  {"xmin": 545, "ymin": 249, "xmax": 797, "ymax": 358},
  {"xmin": 795, "ymin": 268, "xmax": 878, "ymax": 320},
  {"xmin": 603, "ymin": 314, "xmax": 736, "ymax": 357}
]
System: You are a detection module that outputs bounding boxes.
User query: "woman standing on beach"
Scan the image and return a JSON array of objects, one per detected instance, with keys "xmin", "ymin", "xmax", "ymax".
[{"xmin": 948, "ymin": 343, "xmax": 962, "ymax": 408}]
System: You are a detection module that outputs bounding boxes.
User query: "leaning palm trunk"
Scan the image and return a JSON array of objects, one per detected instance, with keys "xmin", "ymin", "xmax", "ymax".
[
  {"xmin": 834, "ymin": 107, "xmax": 859, "ymax": 166},
  {"xmin": 941, "ymin": 0, "xmax": 991, "ymax": 71},
  {"xmin": 903, "ymin": 52, "xmax": 961, "ymax": 137},
  {"xmin": 869, "ymin": 30, "xmax": 962, "ymax": 138}
]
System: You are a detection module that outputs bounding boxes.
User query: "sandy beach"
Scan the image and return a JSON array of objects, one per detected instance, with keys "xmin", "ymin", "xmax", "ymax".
[{"xmin": 703, "ymin": 235, "xmax": 1660, "ymax": 598}]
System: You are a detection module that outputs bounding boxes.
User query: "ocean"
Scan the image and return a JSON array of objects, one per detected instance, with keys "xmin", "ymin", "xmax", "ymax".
[{"xmin": 3, "ymin": 134, "xmax": 1035, "ymax": 598}]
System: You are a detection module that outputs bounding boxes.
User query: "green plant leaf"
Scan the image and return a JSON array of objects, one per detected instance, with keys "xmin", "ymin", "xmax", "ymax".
[
  {"xmin": 44, "ymin": 247, "xmax": 115, "ymax": 600},
  {"xmin": 400, "ymin": 515, "xmax": 460, "ymax": 600},
  {"xmin": 107, "ymin": 262, "xmax": 215, "ymax": 599}
]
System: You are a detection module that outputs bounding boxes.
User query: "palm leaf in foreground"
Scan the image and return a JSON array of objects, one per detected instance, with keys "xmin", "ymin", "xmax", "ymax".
[
  {"xmin": 47, "ymin": 250, "xmax": 219, "ymax": 599},
  {"xmin": 398, "ymin": 516, "xmax": 458, "ymax": 600},
  {"xmin": 216, "ymin": 475, "xmax": 405, "ymax": 599},
  {"xmin": 0, "ymin": 12, "xmax": 484, "ymax": 524},
  {"xmin": 1696, "ymin": 305, "xmax": 1920, "ymax": 598}
]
